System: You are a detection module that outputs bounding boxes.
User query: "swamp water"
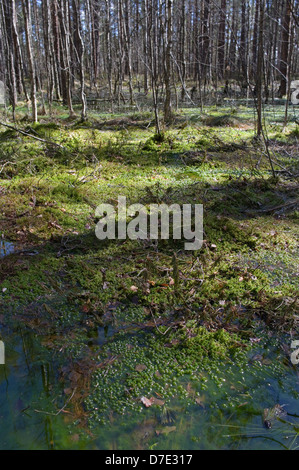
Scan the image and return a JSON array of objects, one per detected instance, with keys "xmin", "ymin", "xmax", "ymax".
[
  {"xmin": 0, "ymin": 322, "xmax": 298, "ymax": 450},
  {"xmin": 0, "ymin": 240, "xmax": 14, "ymax": 258}
]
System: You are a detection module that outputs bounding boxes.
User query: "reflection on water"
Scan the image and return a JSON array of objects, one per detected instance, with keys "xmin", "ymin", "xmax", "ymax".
[
  {"xmin": 0, "ymin": 331, "xmax": 69, "ymax": 450},
  {"xmin": 0, "ymin": 240, "xmax": 14, "ymax": 258}
]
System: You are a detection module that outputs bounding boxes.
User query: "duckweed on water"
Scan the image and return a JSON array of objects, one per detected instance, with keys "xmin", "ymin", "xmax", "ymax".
[
  {"xmin": 84, "ymin": 323, "xmax": 299, "ymax": 451},
  {"xmin": 85, "ymin": 325, "xmax": 249, "ymax": 425}
]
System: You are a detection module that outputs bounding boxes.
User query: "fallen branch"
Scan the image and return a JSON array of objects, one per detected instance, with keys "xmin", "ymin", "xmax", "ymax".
[
  {"xmin": 0, "ymin": 121, "xmax": 64, "ymax": 148},
  {"xmin": 0, "ymin": 161, "xmax": 17, "ymax": 175},
  {"xmin": 252, "ymin": 199, "xmax": 298, "ymax": 213},
  {"xmin": 261, "ymin": 150, "xmax": 294, "ymax": 177}
]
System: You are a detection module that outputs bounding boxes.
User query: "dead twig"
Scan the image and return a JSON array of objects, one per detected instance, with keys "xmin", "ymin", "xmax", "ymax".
[
  {"xmin": 253, "ymin": 199, "xmax": 298, "ymax": 213},
  {"xmin": 149, "ymin": 308, "xmax": 173, "ymax": 336},
  {"xmin": 0, "ymin": 121, "xmax": 64, "ymax": 148},
  {"xmin": 34, "ymin": 387, "xmax": 77, "ymax": 416}
]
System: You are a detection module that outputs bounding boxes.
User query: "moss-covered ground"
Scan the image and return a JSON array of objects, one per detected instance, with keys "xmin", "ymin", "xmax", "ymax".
[{"xmin": 0, "ymin": 102, "xmax": 298, "ymax": 449}]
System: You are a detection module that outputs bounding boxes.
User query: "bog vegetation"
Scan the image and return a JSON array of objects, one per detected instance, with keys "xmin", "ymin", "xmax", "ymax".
[{"xmin": 0, "ymin": 0, "xmax": 298, "ymax": 451}]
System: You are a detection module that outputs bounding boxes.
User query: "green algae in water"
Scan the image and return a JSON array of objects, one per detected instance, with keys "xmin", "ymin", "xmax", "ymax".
[{"xmin": 84, "ymin": 325, "xmax": 299, "ymax": 450}]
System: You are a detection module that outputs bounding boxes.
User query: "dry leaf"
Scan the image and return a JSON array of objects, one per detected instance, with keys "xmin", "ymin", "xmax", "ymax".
[
  {"xmin": 68, "ymin": 370, "xmax": 81, "ymax": 383},
  {"xmin": 156, "ymin": 426, "xmax": 176, "ymax": 436},
  {"xmin": 141, "ymin": 396, "xmax": 154, "ymax": 408},
  {"xmin": 195, "ymin": 397, "xmax": 205, "ymax": 408},
  {"xmin": 49, "ymin": 221, "xmax": 63, "ymax": 230},
  {"xmin": 135, "ymin": 364, "xmax": 147, "ymax": 372},
  {"xmin": 150, "ymin": 397, "xmax": 165, "ymax": 406}
]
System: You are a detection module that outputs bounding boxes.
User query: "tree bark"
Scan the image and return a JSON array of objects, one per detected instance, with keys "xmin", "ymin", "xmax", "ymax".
[
  {"xmin": 164, "ymin": 0, "xmax": 173, "ymax": 123},
  {"xmin": 22, "ymin": 0, "xmax": 38, "ymax": 123},
  {"xmin": 279, "ymin": 0, "xmax": 291, "ymax": 97}
]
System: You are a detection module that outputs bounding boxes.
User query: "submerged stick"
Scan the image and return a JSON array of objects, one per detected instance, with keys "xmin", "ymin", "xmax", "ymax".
[{"xmin": 34, "ymin": 388, "xmax": 77, "ymax": 416}]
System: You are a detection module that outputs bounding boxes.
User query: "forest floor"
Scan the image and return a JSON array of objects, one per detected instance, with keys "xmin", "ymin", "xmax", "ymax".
[{"xmin": 0, "ymin": 101, "xmax": 298, "ymax": 449}]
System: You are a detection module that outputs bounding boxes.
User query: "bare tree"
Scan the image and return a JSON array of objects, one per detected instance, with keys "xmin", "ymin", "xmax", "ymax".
[
  {"xmin": 58, "ymin": 0, "xmax": 76, "ymax": 117},
  {"xmin": 73, "ymin": 0, "xmax": 87, "ymax": 119},
  {"xmin": 0, "ymin": 0, "xmax": 298, "ymax": 122},
  {"xmin": 163, "ymin": 0, "xmax": 173, "ymax": 123},
  {"xmin": 279, "ymin": 0, "xmax": 292, "ymax": 97},
  {"xmin": 22, "ymin": 0, "xmax": 38, "ymax": 122},
  {"xmin": 256, "ymin": 0, "xmax": 264, "ymax": 137}
]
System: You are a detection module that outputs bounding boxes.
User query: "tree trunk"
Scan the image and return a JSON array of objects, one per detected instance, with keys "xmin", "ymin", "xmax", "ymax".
[
  {"xmin": 163, "ymin": 0, "xmax": 173, "ymax": 123},
  {"xmin": 22, "ymin": 0, "xmax": 38, "ymax": 123},
  {"xmin": 279, "ymin": 0, "xmax": 291, "ymax": 97},
  {"xmin": 73, "ymin": 0, "xmax": 87, "ymax": 120},
  {"xmin": 58, "ymin": 0, "xmax": 75, "ymax": 117},
  {"xmin": 218, "ymin": 0, "xmax": 226, "ymax": 79}
]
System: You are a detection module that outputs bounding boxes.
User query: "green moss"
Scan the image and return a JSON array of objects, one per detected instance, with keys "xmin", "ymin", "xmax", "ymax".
[
  {"xmin": 288, "ymin": 125, "xmax": 299, "ymax": 139},
  {"xmin": 203, "ymin": 114, "xmax": 243, "ymax": 128}
]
